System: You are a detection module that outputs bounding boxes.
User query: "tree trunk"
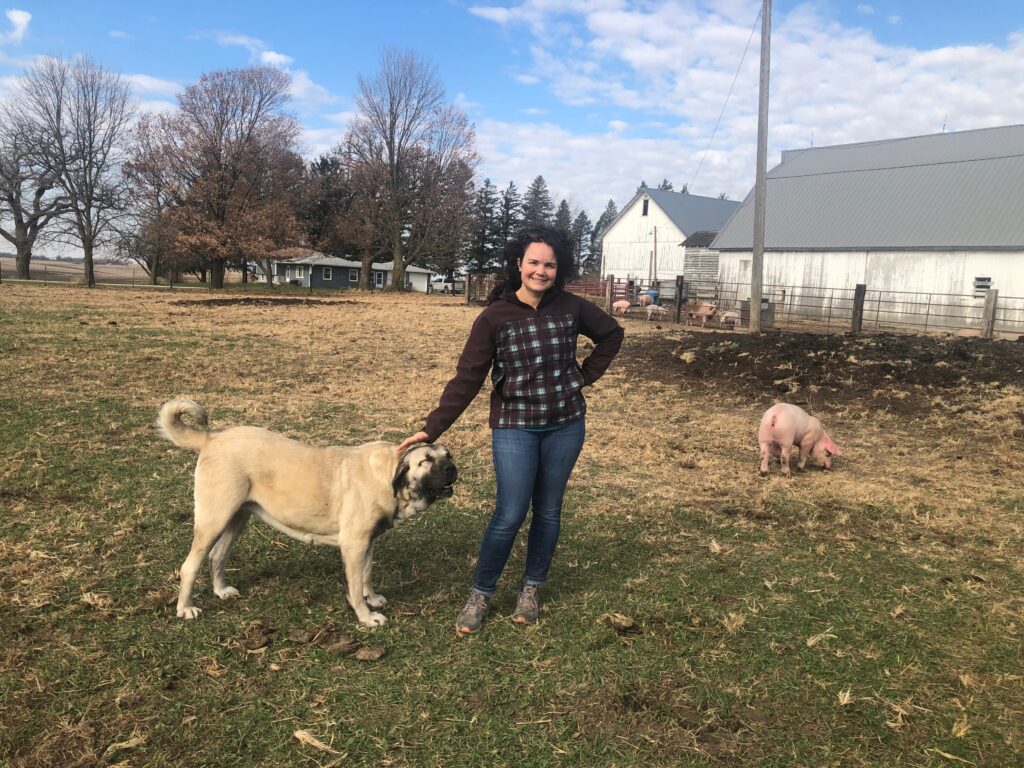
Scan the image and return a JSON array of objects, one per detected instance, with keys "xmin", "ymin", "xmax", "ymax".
[
  {"xmin": 83, "ymin": 240, "xmax": 96, "ymax": 287},
  {"xmin": 241, "ymin": 259, "xmax": 248, "ymax": 283},
  {"xmin": 261, "ymin": 258, "xmax": 275, "ymax": 286},
  {"xmin": 148, "ymin": 247, "xmax": 159, "ymax": 285},
  {"xmin": 391, "ymin": 250, "xmax": 407, "ymax": 290},
  {"xmin": 210, "ymin": 260, "xmax": 226, "ymax": 289},
  {"xmin": 15, "ymin": 242, "xmax": 32, "ymax": 280},
  {"xmin": 359, "ymin": 254, "xmax": 373, "ymax": 290}
]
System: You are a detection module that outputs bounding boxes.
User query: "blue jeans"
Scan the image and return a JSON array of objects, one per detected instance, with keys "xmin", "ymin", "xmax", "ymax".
[{"xmin": 471, "ymin": 418, "xmax": 586, "ymax": 596}]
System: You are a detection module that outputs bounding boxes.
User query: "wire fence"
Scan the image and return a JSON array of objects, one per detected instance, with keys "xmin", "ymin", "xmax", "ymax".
[
  {"xmin": 7, "ymin": 260, "xmax": 1022, "ymax": 339},
  {"xmin": 580, "ymin": 275, "xmax": 1024, "ymax": 338}
]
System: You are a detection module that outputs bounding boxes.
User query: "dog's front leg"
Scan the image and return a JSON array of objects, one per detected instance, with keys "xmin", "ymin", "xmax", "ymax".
[
  {"xmin": 362, "ymin": 541, "xmax": 387, "ymax": 609},
  {"xmin": 340, "ymin": 540, "xmax": 386, "ymax": 626}
]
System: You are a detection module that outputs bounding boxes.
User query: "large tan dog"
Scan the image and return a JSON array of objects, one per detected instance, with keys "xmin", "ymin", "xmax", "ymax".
[{"xmin": 158, "ymin": 399, "xmax": 457, "ymax": 626}]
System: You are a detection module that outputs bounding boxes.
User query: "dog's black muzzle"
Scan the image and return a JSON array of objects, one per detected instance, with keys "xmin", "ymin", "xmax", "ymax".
[{"xmin": 425, "ymin": 461, "xmax": 458, "ymax": 500}]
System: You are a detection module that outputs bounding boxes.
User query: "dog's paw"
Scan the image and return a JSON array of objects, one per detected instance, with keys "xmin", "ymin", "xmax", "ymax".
[
  {"xmin": 360, "ymin": 611, "xmax": 387, "ymax": 627},
  {"xmin": 177, "ymin": 606, "xmax": 202, "ymax": 619},
  {"xmin": 215, "ymin": 586, "xmax": 240, "ymax": 600},
  {"xmin": 365, "ymin": 593, "xmax": 387, "ymax": 609}
]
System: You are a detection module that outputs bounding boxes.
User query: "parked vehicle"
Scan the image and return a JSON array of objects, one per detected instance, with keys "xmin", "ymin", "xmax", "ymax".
[{"xmin": 429, "ymin": 275, "xmax": 465, "ymax": 294}]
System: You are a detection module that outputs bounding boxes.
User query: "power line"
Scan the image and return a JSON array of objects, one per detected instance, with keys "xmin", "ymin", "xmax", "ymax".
[{"xmin": 689, "ymin": 7, "xmax": 763, "ymax": 192}]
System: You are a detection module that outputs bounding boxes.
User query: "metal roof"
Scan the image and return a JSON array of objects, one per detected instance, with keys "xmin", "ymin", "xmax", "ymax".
[
  {"xmin": 281, "ymin": 251, "xmax": 431, "ymax": 273},
  {"xmin": 712, "ymin": 124, "xmax": 1024, "ymax": 250},
  {"xmin": 603, "ymin": 187, "xmax": 740, "ymax": 238}
]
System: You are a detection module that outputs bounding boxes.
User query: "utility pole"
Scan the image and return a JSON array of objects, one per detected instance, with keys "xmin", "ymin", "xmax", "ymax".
[
  {"xmin": 653, "ymin": 226, "xmax": 658, "ymax": 283},
  {"xmin": 750, "ymin": 0, "xmax": 771, "ymax": 333}
]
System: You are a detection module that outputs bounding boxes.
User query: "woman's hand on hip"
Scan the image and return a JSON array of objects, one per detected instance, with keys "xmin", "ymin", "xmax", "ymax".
[{"xmin": 398, "ymin": 431, "xmax": 430, "ymax": 451}]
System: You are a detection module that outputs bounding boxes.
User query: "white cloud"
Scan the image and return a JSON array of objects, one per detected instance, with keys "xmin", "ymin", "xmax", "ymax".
[
  {"xmin": 888, "ymin": 15, "xmax": 901, "ymax": 25},
  {"xmin": 290, "ymin": 69, "xmax": 337, "ymax": 105},
  {"xmin": 213, "ymin": 33, "xmax": 336, "ymax": 107},
  {"xmin": 856, "ymin": 4, "xmax": 874, "ymax": 14},
  {"xmin": 522, "ymin": 107, "xmax": 547, "ymax": 115},
  {"xmin": 109, "ymin": 29, "xmax": 133, "ymax": 40},
  {"xmin": 516, "ymin": 73, "xmax": 540, "ymax": 85},
  {"xmin": 300, "ymin": 125, "xmax": 348, "ymax": 159},
  {"xmin": 137, "ymin": 99, "xmax": 178, "ymax": 116},
  {"xmin": 260, "ymin": 50, "xmax": 293, "ymax": 66},
  {"xmin": 125, "ymin": 73, "xmax": 180, "ymax": 97},
  {"xmin": 468, "ymin": 1, "xmax": 1024, "ymax": 216},
  {"xmin": 0, "ymin": 9, "xmax": 30, "ymax": 44}
]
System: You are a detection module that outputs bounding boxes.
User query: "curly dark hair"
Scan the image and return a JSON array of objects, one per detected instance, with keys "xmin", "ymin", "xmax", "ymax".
[{"xmin": 500, "ymin": 224, "xmax": 578, "ymax": 292}]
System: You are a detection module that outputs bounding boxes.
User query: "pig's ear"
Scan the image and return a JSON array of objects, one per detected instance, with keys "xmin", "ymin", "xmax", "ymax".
[{"xmin": 823, "ymin": 435, "xmax": 843, "ymax": 456}]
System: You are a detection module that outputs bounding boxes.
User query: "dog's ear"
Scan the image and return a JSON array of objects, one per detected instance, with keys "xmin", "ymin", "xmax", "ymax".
[{"xmin": 392, "ymin": 455, "xmax": 411, "ymax": 496}]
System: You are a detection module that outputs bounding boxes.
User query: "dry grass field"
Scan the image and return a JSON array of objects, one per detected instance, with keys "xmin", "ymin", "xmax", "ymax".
[{"xmin": 1, "ymin": 283, "xmax": 1022, "ymax": 767}]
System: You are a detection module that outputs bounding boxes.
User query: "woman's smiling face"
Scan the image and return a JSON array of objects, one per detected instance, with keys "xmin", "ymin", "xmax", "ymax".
[{"xmin": 518, "ymin": 242, "xmax": 558, "ymax": 294}]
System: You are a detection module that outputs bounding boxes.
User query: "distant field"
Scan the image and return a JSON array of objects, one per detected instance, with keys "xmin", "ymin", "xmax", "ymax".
[{"xmin": 0, "ymin": 255, "xmax": 248, "ymax": 286}]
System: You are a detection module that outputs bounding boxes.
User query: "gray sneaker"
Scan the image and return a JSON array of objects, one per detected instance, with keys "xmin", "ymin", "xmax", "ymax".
[
  {"xmin": 513, "ymin": 584, "xmax": 540, "ymax": 625},
  {"xmin": 456, "ymin": 591, "xmax": 490, "ymax": 634}
]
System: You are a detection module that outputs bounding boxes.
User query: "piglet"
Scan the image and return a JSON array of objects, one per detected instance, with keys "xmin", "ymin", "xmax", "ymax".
[
  {"xmin": 612, "ymin": 299, "xmax": 632, "ymax": 315},
  {"xmin": 758, "ymin": 403, "xmax": 842, "ymax": 476}
]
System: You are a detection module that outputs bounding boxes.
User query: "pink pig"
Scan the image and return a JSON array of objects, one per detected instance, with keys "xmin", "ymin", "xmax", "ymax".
[{"xmin": 758, "ymin": 403, "xmax": 842, "ymax": 476}]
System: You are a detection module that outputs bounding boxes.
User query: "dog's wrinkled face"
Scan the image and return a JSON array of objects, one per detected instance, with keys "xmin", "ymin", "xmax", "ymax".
[{"xmin": 394, "ymin": 444, "xmax": 458, "ymax": 503}]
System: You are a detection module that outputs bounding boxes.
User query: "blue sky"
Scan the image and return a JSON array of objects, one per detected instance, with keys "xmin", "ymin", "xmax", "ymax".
[{"xmin": 2, "ymin": 1, "xmax": 1023, "ymax": 224}]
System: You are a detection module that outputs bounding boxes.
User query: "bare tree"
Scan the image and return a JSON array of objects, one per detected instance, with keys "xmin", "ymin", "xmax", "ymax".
[
  {"xmin": 13, "ymin": 56, "xmax": 136, "ymax": 286},
  {"xmin": 161, "ymin": 67, "xmax": 302, "ymax": 289},
  {"xmin": 120, "ymin": 114, "xmax": 178, "ymax": 284},
  {"xmin": 0, "ymin": 116, "xmax": 71, "ymax": 279},
  {"xmin": 345, "ymin": 48, "xmax": 477, "ymax": 290}
]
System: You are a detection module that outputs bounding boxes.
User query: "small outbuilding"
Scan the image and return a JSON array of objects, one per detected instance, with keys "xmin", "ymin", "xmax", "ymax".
[{"xmin": 600, "ymin": 187, "xmax": 740, "ymax": 284}]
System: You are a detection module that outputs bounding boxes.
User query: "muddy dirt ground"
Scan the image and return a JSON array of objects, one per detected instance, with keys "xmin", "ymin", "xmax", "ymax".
[{"xmin": 617, "ymin": 328, "xmax": 1024, "ymax": 418}]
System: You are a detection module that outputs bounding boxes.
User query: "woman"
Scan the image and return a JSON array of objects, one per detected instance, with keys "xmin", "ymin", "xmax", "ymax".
[{"xmin": 399, "ymin": 225, "xmax": 623, "ymax": 634}]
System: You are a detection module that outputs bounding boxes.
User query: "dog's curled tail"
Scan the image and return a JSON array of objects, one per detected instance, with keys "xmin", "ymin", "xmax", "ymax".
[{"xmin": 158, "ymin": 399, "xmax": 210, "ymax": 453}]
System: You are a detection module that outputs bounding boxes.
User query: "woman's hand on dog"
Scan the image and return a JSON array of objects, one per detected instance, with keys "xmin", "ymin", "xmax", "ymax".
[{"xmin": 399, "ymin": 431, "xmax": 430, "ymax": 451}]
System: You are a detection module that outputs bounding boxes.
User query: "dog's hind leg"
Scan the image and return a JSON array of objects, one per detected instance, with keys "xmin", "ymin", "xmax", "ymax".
[
  {"xmin": 209, "ymin": 504, "xmax": 254, "ymax": 600},
  {"xmin": 177, "ymin": 474, "xmax": 249, "ymax": 619}
]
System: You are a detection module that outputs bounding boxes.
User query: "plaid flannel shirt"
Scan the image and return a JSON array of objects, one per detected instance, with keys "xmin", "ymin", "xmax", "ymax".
[{"xmin": 423, "ymin": 287, "xmax": 624, "ymax": 440}]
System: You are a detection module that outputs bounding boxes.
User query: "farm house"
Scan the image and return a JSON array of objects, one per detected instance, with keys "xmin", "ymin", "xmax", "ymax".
[
  {"xmin": 270, "ymin": 250, "xmax": 432, "ymax": 292},
  {"xmin": 712, "ymin": 124, "xmax": 1024, "ymax": 333},
  {"xmin": 600, "ymin": 187, "xmax": 740, "ymax": 287}
]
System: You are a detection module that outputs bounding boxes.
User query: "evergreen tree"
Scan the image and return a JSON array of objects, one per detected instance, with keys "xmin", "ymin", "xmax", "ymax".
[
  {"xmin": 468, "ymin": 178, "xmax": 501, "ymax": 272},
  {"xmin": 522, "ymin": 175, "xmax": 554, "ymax": 227},
  {"xmin": 570, "ymin": 209, "xmax": 594, "ymax": 274},
  {"xmin": 554, "ymin": 198, "xmax": 572, "ymax": 232},
  {"xmin": 497, "ymin": 181, "xmax": 522, "ymax": 250},
  {"xmin": 589, "ymin": 199, "xmax": 618, "ymax": 275}
]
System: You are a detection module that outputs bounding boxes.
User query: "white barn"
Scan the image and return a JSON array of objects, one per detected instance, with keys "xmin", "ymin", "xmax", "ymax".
[
  {"xmin": 712, "ymin": 124, "xmax": 1024, "ymax": 331},
  {"xmin": 600, "ymin": 187, "xmax": 740, "ymax": 284}
]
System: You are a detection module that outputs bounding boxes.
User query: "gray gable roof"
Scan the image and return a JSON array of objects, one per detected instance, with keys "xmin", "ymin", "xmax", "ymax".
[
  {"xmin": 643, "ymin": 188, "xmax": 740, "ymax": 235},
  {"xmin": 281, "ymin": 252, "xmax": 431, "ymax": 273},
  {"xmin": 712, "ymin": 124, "xmax": 1024, "ymax": 250},
  {"xmin": 602, "ymin": 187, "xmax": 740, "ymax": 238}
]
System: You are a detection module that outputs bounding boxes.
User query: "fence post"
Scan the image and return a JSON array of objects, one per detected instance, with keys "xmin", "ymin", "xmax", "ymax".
[
  {"xmin": 981, "ymin": 289, "xmax": 998, "ymax": 339},
  {"xmin": 605, "ymin": 274, "xmax": 614, "ymax": 313},
  {"xmin": 851, "ymin": 283, "xmax": 866, "ymax": 334},
  {"xmin": 674, "ymin": 274, "xmax": 685, "ymax": 324},
  {"xmin": 465, "ymin": 274, "xmax": 472, "ymax": 304}
]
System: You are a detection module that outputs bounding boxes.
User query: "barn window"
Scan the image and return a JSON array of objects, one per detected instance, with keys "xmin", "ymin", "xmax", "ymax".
[
  {"xmin": 323, "ymin": 267, "xmax": 332, "ymax": 281},
  {"xmin": 973, "ymin": 276, "xmax": 992, "ymax": 298},
  {"xmin": 642, "ymin": 198, "xmax": 649, "ymax": 216},
  {"xmin": 349, "ymin": 269, "xmax": 358, "ymax": 282}
]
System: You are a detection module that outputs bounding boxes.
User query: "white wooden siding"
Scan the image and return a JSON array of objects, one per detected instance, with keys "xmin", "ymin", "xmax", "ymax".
[
  {"xmin": 718, "ymin": 249, "xmax": 1024, "ymax": 331},
  {"xmin": 601, "ymin": 196, "xmax": 686, "ymax": 280}
]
